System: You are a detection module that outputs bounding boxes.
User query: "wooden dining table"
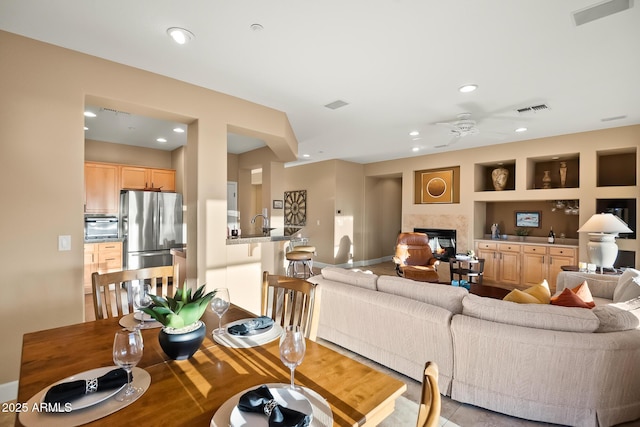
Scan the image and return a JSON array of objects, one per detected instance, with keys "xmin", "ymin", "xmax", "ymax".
[{"xmin": 16, "ymin": 304, "xmax": 407, "ymax": 426}]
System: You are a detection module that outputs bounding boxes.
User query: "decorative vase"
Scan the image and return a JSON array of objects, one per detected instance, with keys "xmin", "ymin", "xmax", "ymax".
[
  {"xmin": 542, "ymin": 170, "xmax": 552, "ymax": 189},
  {"xmin": 158, "ymin": 321, "xmax": 206, "ymax": 360},
  {"xmin": 491, "ymin": 167, "xmax": 508, "ymax": 191},
  {"xmin": 559, "ymin": 161, "xmax": 567, "ymax": 187}
]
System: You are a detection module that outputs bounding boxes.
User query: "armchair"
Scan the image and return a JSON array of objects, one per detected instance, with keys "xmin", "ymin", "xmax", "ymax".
[{"xmin": 393, "ymin": 232, "xmax": 440, "ymax": 282}]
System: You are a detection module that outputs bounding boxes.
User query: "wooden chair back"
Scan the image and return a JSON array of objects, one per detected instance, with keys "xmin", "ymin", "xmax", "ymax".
[
  {"xmin": 417, "ymin": 361, "xmax": 441, "ymax": 427},
  {"xmin": 261, "ymin": 272, "xmax": 320, "ymax": 340},
  {"xmin": 91, "ymin": 265, "xmax": 174, "ymax": 320}
]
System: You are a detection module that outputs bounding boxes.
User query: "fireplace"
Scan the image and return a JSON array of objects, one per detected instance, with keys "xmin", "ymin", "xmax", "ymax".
[{"xmin": 414, "ymin": 228, "xmax": 457, "ymax": 261}]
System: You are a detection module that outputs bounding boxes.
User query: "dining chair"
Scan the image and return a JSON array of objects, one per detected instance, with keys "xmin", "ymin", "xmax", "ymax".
[
  {"xmin": 417, "ymin": 361, "xmax": 441, "ymax": 427},
  {"xmin": 261, "ymin": 272, "xmax": 320, "ymax": 340},
  {"xmin": 91, "ymin": 265, "xmax": 174, "ymax": 320}
]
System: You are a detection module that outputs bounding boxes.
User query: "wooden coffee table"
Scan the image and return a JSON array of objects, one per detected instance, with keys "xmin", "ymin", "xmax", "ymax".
[{"xmin": 468, "ymin": 283, "xmax": 510, "ymax": 299}]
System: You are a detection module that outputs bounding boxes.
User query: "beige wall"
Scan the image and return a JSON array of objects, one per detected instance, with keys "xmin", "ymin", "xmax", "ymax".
[
  {"xmin": 0, "ymin": 31, "xmax": 296, "ymax": 387},
  {"xmin": 85, "ymin": 139, "xmax": 173, "ymax": 168},
  {"xmin": 364, "ymin": 176, "xmax": 402, "ymax": 261},
  {"xmin": 364, "ymin": 125, "xmax": 640, "ymax": 261}
]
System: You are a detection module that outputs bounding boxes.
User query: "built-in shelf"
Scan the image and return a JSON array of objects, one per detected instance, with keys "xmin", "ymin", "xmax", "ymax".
[
  {"xmin": 475, "ymin": 160, "xmax": 516, "ymax": 192},
  {"xmin": 527, "ymin": 153, "xmax": 580, "ymax": 190},
  {"xmin": 597, "ymin": 148, "xmax": 637, "ymax": 187}
]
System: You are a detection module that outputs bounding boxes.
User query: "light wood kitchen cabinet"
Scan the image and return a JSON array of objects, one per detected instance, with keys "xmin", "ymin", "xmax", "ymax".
[
  {"xmin": 85, "ymin": 163, "xmax": 119, "ymax": 213},
  {"xmin": 476, "ymin": 241, "xmax": 522, "ymax": 286},
  {"xmin": 522, "ymin": 245, "xmax": 577, "ymax": 292},
  {"xmin": 121, "ymin": 166, "xmax": 175, "ymax": 192},
  {"xmin": 83, "ymin": 241, "xmax": 123, "ymax": 294}
]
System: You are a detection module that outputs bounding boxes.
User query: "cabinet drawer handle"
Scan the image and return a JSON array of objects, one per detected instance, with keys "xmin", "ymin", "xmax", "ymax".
[{"xmin": 105, "ymin": 258, "xmax": 116, "ymax": 261}]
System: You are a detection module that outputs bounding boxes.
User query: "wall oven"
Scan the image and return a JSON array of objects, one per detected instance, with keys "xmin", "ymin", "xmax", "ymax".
[{"xmin": 85, "ymin": 215, "xmax": 119, "ymax": 240}]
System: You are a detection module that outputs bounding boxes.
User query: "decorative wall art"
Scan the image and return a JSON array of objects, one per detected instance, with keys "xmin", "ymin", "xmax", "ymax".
[
  {"xmin": 515, "ymin": 211, "xmax": 541, "ymax": 228},
  {"xmin": 415, "ymin": 167, "xmax": 459, "ymax": 204},
  {"xmin": 284, "ymin": 190, "xmax": 307, "ymax": 226}
]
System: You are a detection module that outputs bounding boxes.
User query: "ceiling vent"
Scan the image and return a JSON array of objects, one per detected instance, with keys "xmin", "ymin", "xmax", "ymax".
[
  {"xmin": 324, "ymin": 100, "xmax": 349, "ymax": 110},
  {"xmin": 516, "ymin": 104, "xmax": 551, "ymax": 115},
  {"xmin": 101, "ymin": 107, "xmax": 131, "ymax": 115},
  {"xmin": 573, "ymin": 0, "xmax": 632, "ymax": 26}
]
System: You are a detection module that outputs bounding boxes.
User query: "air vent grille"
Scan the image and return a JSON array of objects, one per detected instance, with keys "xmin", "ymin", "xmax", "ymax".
[
  {"xmin": 324, "ymin": 100, "xmax": 349, "ymax": 110},
  {"xmin": 516, "ymin": 104, "xmax": 550, "ymax": 114},
  {"xmin": 101, "ymin": 107, "xmax": 131, "ymax": 115}
]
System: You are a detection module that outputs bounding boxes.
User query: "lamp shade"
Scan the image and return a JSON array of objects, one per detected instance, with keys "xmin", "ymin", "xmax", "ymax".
[{"xmin": 577, "ymin": 213, "xmax": 632, "ymax": 234}]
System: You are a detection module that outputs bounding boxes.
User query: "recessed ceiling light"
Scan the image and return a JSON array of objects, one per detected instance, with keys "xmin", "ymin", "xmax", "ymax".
[
  {"xmin": 515, "ymin": 127, "xmax": 528, "ymax": 133},
  {"xmin": 167, "ymin": 27, "xmax": 195, "ymax": 45},
  {"xmin": 412, "ymin": 147, "xmax": 420, "ymax": 152},
  {"xmin": 459, "ymin": 84, "xmax": 478, "ymax": 93},
  {"xmin": 552, "ymin": 156, "xmax": 560, "ymax": 160},
  {"xmin": 84, "ymin": 111, "xmax": 96, "ymax": 118},
  {"xmin": 157, "ymin": 138, "xmax": 167, "ymax": 143},
  {"xmin": 84, "ymin": 126, "xmax": 89, "ymax": 131},
  {"xmin": 409, "ymin": 131, "xmax": 420, "ymax": 137},
  {"xmin": 302, "ymin": 154, "xmax": 310, "ymax": 158},
  {"xmin": 173, "ymin": 128, "xmax": 185, "ymax": 133}
]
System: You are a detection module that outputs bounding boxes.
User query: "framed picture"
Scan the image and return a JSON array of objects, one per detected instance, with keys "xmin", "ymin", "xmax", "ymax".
[
  {"xmin": 420, "ymin": 169, "xmax": 454, "ymax": 204},
  {"xmin": 273, "ymin": 200, "xmax": 283, "ymax": 209},
  {"xmin": 284, "ymin": 190, "xmax": 307, "ymax": 226},
  {"xmin": 515, "ymin": 211, "xmax": 541, "ymax": 228}
]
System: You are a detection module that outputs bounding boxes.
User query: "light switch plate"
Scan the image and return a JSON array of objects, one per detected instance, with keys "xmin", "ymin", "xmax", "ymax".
[{"xmin": 58, "ymin": 235, "xmax": 71, "ymax": 251}]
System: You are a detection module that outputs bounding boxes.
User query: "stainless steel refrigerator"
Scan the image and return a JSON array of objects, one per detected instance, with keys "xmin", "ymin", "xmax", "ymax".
[{"xmin": 120, "ymin": 190, "xmax": 184, "ymax": 269}]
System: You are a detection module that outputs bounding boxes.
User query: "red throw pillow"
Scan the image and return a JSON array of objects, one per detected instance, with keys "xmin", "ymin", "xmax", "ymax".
[
  {"xmin": 550, "ymin": 288, "xmax": 592, "ymax": 309},
  {"xmin": 571, "ymin": 281, "xmax": 596, "ymax": 308}
]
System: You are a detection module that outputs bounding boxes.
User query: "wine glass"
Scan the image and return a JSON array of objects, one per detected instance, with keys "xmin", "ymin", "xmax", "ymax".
[
  {"xmin": 279, "ymin": 325, "xmax": 306, "ymax": 390},
  {"xmin": 211, "ymin": 288, "xmax": 230, "ymax": 335},
  {"xmin": 133, "ymin": 282, "xmax": 152, "ymax": 324},
  {"xmin": 112, "ymin": 328, "xmax": 144, "ymax": 402}
]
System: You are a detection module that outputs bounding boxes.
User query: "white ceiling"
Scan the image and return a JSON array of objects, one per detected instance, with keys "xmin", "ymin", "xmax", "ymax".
[{"xmin": 2, "ymin": 0, "xmax": 639, "ymax": 165}]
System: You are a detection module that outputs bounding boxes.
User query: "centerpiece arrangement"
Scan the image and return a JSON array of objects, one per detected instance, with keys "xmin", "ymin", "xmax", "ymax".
[{"xmin": 142, "ymin": 283, "xmax": 216, "ymax": 360}]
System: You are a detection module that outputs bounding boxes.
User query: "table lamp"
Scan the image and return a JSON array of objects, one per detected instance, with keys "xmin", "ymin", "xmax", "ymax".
[{"xmin": 577, "ymin": 213, "xmax": 632, "ymax": 273}]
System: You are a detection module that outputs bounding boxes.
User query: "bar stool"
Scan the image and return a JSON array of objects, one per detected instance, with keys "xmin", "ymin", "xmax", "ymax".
[{"xmin": 286, "ymin": 241, "xmax": 316, "ymax": 279}]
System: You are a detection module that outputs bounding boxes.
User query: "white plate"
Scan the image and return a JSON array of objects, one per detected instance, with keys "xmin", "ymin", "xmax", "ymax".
[
  {"xmin": 19, "ymin": 367, "xmax": 151, "ymax": 427},
  {"xmin": 211, "ymin": 383, "xmax": 332, "ymax": 427},
  {"xmin": 40, "ymin": 366, "xmax": 127, "ymax": 412},
  {"xmin": 225, "ymin": 318, "xmax": 274, "ymax": 338},
  {"xmin": 133, "ymin": 311, "xmax": 154, "ymax": 322},
  {"xmin": 229, "ymin": 387, "xmax": 313, "ymax": 426}
]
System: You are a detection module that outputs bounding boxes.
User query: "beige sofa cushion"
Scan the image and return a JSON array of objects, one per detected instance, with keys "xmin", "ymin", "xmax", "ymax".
[
  {"xmin": 318, "ymin": 267, "xmax": 378, "ymax": 290},
  {"xmin": 377, "ymin": 276, "xmax": 467, "ymax": 314},
  {"xmin": 462, "ymin": 294, "xmax": 600, "ymax": 332},
  {"xmin": 613, "ymin": 268, "xmax": 640, "ymax": 303},
  {"xmin": 556, "ymin": 271, "xmax": 617, "ymax": 299},
  {"xmin": 593, "ymin": 297, "xmax": 640, "ymax": 332}
]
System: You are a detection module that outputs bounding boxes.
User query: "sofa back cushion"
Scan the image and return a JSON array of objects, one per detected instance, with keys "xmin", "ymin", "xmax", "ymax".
[
  {"xmin": 318, "ymin": 267, "xmax": 378, "ymax": 291},
  {"xmin": 377, "ymin": 276, "xmax": 467, "ymax": 314},
  {"xmin": 593, "ymin": 298, "xmax": 640, "ymax": 332},
  {"xmin": 613, "ymin": 268, "xmax": 640, "ymax": 303},
  {"xmin": 556, "ymin": 271, "xmax": 617, "ymax": 299},
  {"xmin": 462, "ymin": 294, "xmax": 600, "ymax": 332}
]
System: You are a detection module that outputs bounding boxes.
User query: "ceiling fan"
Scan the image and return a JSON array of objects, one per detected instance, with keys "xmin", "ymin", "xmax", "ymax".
[{"xmin": 434, "ymin": 112, "xmax": 480, "ymax": 147}]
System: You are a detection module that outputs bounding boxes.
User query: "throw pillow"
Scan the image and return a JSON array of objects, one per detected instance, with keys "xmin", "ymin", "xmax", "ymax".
[
  {"xmin": 571, "ymin": 281, "xmax": 595, "ymax": 308},
  {"xmin": 502, "ymin": 280, "xmax": 550, "ymax": 304},
  {"xmin": 551, "ymin": 288, "xmax": 592, "ymax": 309},
  {"xmin": 613, "ymin": 268, "xmax": 640, "ymax": 303}
]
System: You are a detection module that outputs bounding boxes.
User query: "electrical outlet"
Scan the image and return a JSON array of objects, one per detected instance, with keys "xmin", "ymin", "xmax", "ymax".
[{"xmin": 58, "ymin": 235, "xmax": 71, "ymax": 251}]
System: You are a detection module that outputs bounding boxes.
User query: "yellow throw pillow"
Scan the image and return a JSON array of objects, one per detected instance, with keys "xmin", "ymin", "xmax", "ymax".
[
  {"xmin": 503, "ymin": 289, "xmax": 543, "ymax": 304},
  {"xmin": 523, "ymin": 280, "xmax": 551, "ymax": 304},
  {"xmin": 503, "ymin": 280, "xmax": 551, "ymax": 304}
]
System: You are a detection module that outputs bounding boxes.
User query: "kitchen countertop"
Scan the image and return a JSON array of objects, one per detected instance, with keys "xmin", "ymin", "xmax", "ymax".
[
  {"xmin": 226, "ymin": 227, "xmax": 305, "ymax": 245},
  {"xmin": 476, "ymin": 235, "xmax": 578, "ymax": 247},
  {"xmin": 83, "ymin": 237, "xmax": 125, "ymax": 244}
]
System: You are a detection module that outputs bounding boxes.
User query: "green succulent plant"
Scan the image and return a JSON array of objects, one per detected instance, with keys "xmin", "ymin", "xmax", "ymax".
[{"xmin": 141, "ymin": 283, "xmax": 216, "ymax": 329}]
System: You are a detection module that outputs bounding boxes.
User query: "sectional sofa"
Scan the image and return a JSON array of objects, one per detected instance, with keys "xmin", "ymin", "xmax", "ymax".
[{"xmin": 308, "ymin": 267, "xmax": 640, "ymax": 427}]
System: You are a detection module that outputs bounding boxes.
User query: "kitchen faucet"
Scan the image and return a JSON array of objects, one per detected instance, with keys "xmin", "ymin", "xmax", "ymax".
[{"xmin": 251, "ymin": 212, "xmax": 270, "ymax": 233}]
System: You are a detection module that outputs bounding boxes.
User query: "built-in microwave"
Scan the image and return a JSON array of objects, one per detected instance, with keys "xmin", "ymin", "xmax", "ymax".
[{"xmin": 85, "ymin": 215, "xmax": 119, "ymax": 240}]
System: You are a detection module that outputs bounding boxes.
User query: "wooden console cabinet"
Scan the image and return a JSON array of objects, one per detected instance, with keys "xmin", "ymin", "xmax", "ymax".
[{"xmin": 476, "ymin": 240, "xmax": 577, "ymax": 292}]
